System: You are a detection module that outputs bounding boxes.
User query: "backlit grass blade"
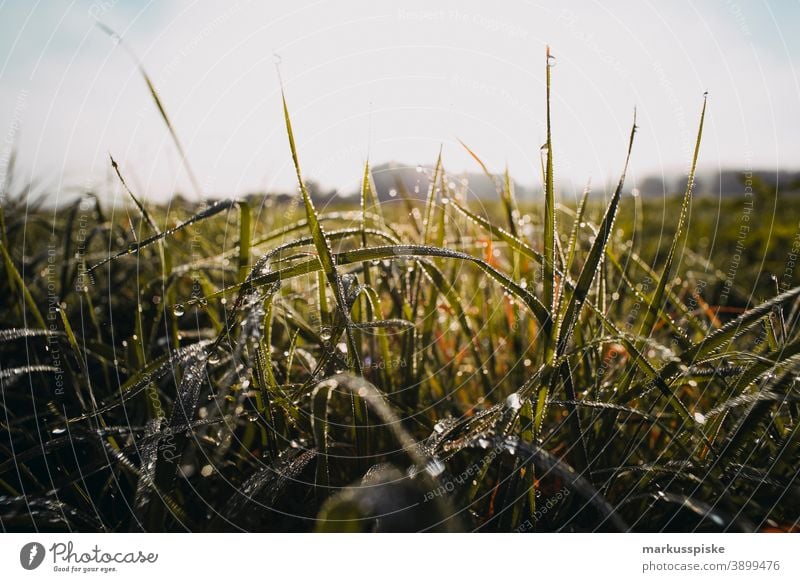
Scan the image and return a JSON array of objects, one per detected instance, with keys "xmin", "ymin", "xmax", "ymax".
[
  {"xmin": 249, "ymin": 211, "xmax": 401, "ymax": 250},
  {"xmin": 66, "ymin": 341, "xmax": 212, "ymax": 422},
  {"xmin": 543, "ymin": 45, "xmax": 557, "ymax": 332},
  {"xmin": 605, "ymin": 250, "xmax": 692, "ymax": 351},
  {"xmin": 654, "ymin": 285, "xmax": 800, "ymax": 385},
  {"xmin": 360, "ymin": 161, "xmax": 375, "ymax": 287},
  {"xmin": 211, "ymin": 244, "xmax": 550, "ymax": 327},
  {"xmin": 457, "ymin": 141, "xmax": 524, "ymax": 272},
  {"xmin": 637, "ymin": 95, "xmax": 707, "ymax": 349},
  {"xmin": 110, "ymin": 155, "xmax": 160, "ymax": 234},
  {"xmin": 360, "ymin": 286, "xmax": 396, "ymax": 393},
  {"xmin": 417, "ymin": 260, "xmax": 492, "ymax": 392},
  {"xmin": 555, "ymin": 113, "xmax": 637, "ymax": 359},
  {"xmin": 458, "ymin": 140, "xmax": 500, "ymax": 198},
  {"xmin": 281, "ymin": 91, "xmax": 367, "ymax": 465},
  {"xmin": 281, "ymin": 93, "xmax": 340, "ymax": 303},
  {"xmin": 236, "ymin": 199, "xmax": 252, "ymax": 281},
  {"xmin": 582, "ymin": 300, "xmax": 696, "ymax": 426},
  {"xmin": 0, "ymin": 239, "xmax": 46, "ymax": 328},
  {"xmin": 502, "ymin": 166, "xmax": 521, "ymax": 238},
  {"xmin": 311, "ymin": 378, "xmax": 335, "ymax": 490},
  {"xmin": 565, "ymin": 183, "xmax": 590, "ymax": 275},
  {"xmin": 449, "ymin": 199, "xmax": 545, "ymax": 266},
  {"xmin": 280, "ymin": 92, "xmax": 362, "ymax": 373},
  {"xmin": 96, "ymin": 22, "xmax": 203, "ymax": 197},
  {"xmin": 88, "ymin": 199, "xmax": 239, "ymax": 272},
  {"xmin": 626, "ymin": 248, "xmax": 707, "ymax": 335},
  {"xmin": 422, "ymin": 149, "xmax": 443, "ymax": 245}
]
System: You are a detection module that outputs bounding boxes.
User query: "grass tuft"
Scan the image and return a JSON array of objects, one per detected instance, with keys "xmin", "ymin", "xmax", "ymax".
[{"xmin": 1, "ymin": 49, "xmax": 799, "ymax": 533}]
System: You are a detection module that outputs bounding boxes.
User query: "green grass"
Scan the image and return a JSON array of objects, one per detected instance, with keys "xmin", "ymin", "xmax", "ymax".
[{"xmin": 1, "ymin": 51, "xmax": 800, "ymax": 532}]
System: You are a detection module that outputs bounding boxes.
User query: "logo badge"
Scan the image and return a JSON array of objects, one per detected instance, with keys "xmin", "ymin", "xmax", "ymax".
[{"xmin": 20, "ymin": 542, "xmax": 46, "ymax": 570}]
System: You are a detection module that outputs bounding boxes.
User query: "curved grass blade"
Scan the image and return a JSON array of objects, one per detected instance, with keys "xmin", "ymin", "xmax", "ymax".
[
  {"xmin": 624, "ymin": 491, "xmax": 753, "ymax": 532},
  {"xmin": 215, "ymin": 448, "xmax": 317, "ymax": 531},
  {"xmin": 653, "ymin": 285, "xmax": 800, "ymax": 386},
  {"xmin": 449, "ymin": 199, "xmax": 545, "ymax": 265},
  {"xmin": 311, "ymin": 378, "xmax": 335, "ymax": 491},
  {"xmin": 88, "ymin": 199, "xmax": 239, "ymax": 272},
  {"xmin": 213, "ymin": 245, "xmax": 550, "ymax": 328},
  {"xmin": 467, "ymin": 435, "xmax": 629, "ymax": 532}
]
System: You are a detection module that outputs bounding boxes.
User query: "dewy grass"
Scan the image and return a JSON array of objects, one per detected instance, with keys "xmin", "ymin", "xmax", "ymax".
[{"xmin": 1, "ymin": 49, "xmax": 799, "ymax": 533}]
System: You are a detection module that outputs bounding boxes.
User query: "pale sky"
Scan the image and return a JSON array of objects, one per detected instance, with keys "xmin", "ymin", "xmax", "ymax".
[{"xmin": 1, "ymin": 0, "xmax": 799, "ymax": 203}]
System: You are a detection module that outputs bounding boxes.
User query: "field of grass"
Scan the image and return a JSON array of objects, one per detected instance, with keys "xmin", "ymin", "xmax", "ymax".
[{"xmin": 1, "ymin": 56, "xmax": 800, "ymax": 533}]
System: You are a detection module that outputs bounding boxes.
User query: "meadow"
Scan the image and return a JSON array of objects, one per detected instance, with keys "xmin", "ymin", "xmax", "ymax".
[{"xmin": 1, "ymin": 55, "xmax": 799, "ymax": 532}]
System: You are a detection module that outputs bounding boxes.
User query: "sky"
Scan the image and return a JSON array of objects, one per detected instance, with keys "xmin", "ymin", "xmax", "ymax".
[{"xmin": 0, "ymin": 0, "xmax": 799, "ymax": 204}]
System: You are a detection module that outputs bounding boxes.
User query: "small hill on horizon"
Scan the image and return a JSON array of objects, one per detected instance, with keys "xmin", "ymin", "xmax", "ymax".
[
  {"xmin": 249, "ymin": 165, "xmax": 800, "ymax": 204},
  {"xmin": 636, "ymin": 169, "xmax": 800, "ymax": 198}
]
